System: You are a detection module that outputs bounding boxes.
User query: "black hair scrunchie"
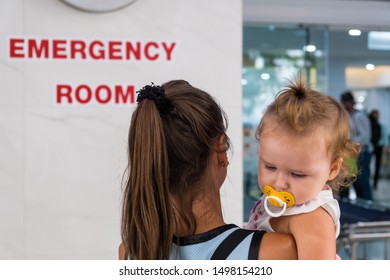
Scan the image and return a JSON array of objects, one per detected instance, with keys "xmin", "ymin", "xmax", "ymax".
[{"xmin": 136, "ymin": 83, "xmax": 168, "ymax": 112}]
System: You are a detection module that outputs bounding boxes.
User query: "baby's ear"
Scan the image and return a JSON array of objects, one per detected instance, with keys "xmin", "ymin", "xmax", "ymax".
[{"xmin": 328, "ymin": 157, "xmax": 343, "ymax": 181}]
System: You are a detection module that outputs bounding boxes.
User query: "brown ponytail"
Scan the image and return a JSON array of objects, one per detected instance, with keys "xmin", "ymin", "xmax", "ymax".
[{"xmin": 121, "ymin": 97, "xmax": 173, "ymax": 259}]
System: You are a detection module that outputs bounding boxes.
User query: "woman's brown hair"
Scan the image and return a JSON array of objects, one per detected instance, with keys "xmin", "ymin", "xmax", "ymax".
[{"xmin": 121, "ymin": 80, "xmax": 230, "ymax": 259}]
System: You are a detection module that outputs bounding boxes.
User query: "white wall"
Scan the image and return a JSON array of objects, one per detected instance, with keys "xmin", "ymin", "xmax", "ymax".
[{"xmin": 0, "ymin": 0, "xmax": 243, "ymax": 259}]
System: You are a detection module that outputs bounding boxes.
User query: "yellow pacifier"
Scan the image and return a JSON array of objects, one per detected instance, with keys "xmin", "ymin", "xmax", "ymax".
[{"xmin": 263, "ymin": 185, "xmax": 295, "ymax": 218}]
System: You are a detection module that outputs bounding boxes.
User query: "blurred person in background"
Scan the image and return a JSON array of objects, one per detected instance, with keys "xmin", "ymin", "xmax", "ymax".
[
  {"xmin": 340, "ymin": 91, "xmax": 372, "ymax": 201},
  {"xmin": 369, "ymin": 109, "xmax": 389, "ymax": 189}
]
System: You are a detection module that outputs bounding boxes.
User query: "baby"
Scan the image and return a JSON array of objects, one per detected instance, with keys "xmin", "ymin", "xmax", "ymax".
[{"xmin": 245, "ymin": 77, "xmax": 359, "ymax": 259}]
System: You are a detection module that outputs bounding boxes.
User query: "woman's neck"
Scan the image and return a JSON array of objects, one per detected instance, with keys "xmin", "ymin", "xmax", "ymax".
[
  {"xmin": 173, "ymin": 191, "xmax": 225, "ymax": 236},
  {"xmin": 192, "ymin": 197, "xmax": 225, "ymax": 234}
]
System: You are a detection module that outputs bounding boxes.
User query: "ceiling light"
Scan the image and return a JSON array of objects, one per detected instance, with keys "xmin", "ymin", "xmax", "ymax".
[
  {"xmin": 349, "ymin": 29, "xmax": 361, "ymax": 36},
  {"xmin": 303, "ymin": 45, "xmax": 316, "ymax": 52},
  {"xmin": 261, "ymin": 73, "xmax": 270, "ymax": 80},
  {"xmin": 366, "ymin": 64, "xmax": 375, "ymax": 71}
]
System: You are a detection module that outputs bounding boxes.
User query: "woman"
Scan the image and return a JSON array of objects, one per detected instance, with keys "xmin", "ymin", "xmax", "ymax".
[{"xmin": 119, "ymin": 80, "xmax": 297, "ymax": 260}]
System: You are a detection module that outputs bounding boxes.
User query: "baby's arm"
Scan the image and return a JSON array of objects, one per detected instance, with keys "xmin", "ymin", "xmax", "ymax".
[{"xmin": 271, "ymin": 207, "xmax": 336, "ymax": 259}]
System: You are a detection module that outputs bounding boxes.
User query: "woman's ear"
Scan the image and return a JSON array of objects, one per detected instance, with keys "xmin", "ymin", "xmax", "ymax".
[
  {"xmin": 215, "ymin": 134, "xmax": 229, "ymax": 167},
  {"xmin": 217, "ymin": 153, "xmax": 228, "ymax": 167},
  {"xmin": 215, "ymin": 134, "xmax": 226, "ymax": 150},
  {"xmin": 327, "ymin": 157, "xmax": 343, "ymax": 181}
]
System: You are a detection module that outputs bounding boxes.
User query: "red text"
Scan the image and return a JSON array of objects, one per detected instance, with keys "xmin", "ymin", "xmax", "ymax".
[
  {"xmin": 56, "ymin": 84, "xmax": 135, "ymax": 105},
  {"xmin": 9, "ymin": 38, "xmax": 177, "ymax": 61}
]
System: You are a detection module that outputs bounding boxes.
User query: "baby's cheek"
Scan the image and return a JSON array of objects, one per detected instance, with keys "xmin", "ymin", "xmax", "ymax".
[
  {"xmin": 294, "ymin": 190, "xmax": 315, "ymax": 205},
  {"xmin": 257, "ymin": 170, "xmax": 265, "ymax": 190},
  {"xmin": 258, "ymin": 179, "xmax": 263, "ymax": 188}
]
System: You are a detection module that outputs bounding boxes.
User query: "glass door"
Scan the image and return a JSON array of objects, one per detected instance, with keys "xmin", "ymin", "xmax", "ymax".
[{"xmin": 242, "ymin": 24, "xmax": 328, "ymax": 220}]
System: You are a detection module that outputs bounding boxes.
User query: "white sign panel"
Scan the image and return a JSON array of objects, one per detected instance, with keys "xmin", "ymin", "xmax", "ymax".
[{"xmin": 0, "ymin": 0, "xmax": 242, "ymax": 259}]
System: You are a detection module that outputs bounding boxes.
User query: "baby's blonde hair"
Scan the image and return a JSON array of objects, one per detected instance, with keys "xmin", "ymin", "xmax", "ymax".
[{"xmin": 256, "ymin": 76, "xmax": 359, "ymax": 189}]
